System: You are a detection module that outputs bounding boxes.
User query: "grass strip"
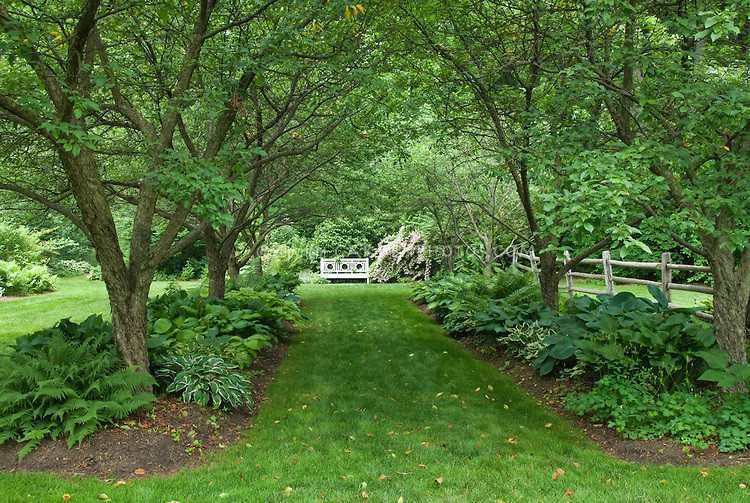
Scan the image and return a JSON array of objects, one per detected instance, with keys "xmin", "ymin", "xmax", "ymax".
[{"xmin": 0, "ymin": 283, "xmax": 747, "ymax": 502}]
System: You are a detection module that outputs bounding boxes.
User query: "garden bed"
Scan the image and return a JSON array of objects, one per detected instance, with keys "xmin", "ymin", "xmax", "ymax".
[{"xmin": 0, "ymin": 335, "xmax": 291, "ymax": 479}]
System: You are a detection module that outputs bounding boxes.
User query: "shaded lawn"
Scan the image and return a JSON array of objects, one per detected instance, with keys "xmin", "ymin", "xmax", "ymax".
[{"xmin": 0, "ymin": 283, "xmax": 747, "ymax": 502}]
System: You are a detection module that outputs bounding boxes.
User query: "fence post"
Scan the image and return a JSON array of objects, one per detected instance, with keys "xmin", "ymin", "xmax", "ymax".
[
  {"xmin": 602, "ymin": 250, "xmax": 614, "ymax": 294},
  {"xmin": 529, "ymin": 249, "xmax": 539, "ymax": 282},
  {"xmin": 564, "ymin": 250, "xmax": 573, "ymax": 299},
  {"xmin": 661, "ymin": 252, "xmax": 672, "ymax": 302}
]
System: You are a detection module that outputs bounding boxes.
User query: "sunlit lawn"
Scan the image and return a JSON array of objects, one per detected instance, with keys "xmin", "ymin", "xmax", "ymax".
[
  {"xmin": 0, "ymin": 283, "xmax": 747, "ymax": 502},
  {"xmin": 560, "ymin": 278, "xmax": 711, "ymax": 308},
  {"xmin": 0, "ymin": 276, "xmax": 173, "ymax": 347}
]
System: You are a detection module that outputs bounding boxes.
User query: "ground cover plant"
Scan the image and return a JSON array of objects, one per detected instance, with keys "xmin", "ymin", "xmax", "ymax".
[
  {"xmin": 0, "ymin": 316, "xmax": 156, "ymax": 460},
  {"xmin": 2, "ymin": 284, "xmax": 748, "ymax": 502}
]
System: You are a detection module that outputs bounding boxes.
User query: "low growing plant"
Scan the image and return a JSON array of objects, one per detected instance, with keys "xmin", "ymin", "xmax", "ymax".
[
  {"xmin": 533, "ymin": 286, "xmax": 722, "ymax": 391},
  {"xmin": 0, "ymin": 315, "xmax": 156, "ymax": 460},
  {"xmin": 155, "ymin": 354, "xmax": 254, "ymax": 409}
]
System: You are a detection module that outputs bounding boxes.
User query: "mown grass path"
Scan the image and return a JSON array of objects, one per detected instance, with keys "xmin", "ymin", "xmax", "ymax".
[{"xmin": 1, "ymin": 283, "xmax": 748, "ymax": 502}]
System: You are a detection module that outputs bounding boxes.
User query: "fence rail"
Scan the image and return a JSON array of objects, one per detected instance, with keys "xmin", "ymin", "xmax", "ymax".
[{"xmin": 512, "ymin": 249, "xmax": 714, "ymax": 322}]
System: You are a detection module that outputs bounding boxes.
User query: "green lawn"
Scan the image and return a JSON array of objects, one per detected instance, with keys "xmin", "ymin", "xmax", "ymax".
[
  {"xmin": 0, "ymin": 277, "xmax": 173, "ymax": 347},
  {"xmin": 0, "ymin": 283, "xmax": 747, "ymax": 502},
  {"xmin": 560, "ymin": 279, "xmax": 711, "ymax": 308}
]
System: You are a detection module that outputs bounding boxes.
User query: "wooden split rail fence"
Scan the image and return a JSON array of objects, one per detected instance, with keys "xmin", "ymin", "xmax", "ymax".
[{"xmin": 512, "ymin": 249, "xmax": 714, "ymax": 322}]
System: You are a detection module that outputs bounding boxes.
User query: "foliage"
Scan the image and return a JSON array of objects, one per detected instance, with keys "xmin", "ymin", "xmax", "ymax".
[
  {"xmin": 233, "ymin": 270, "xmax": 301, "ymax": 299},
  {"xmin": 413, "ymin": 269, "xmax": 552, "ymax": 339},
  {"xmin": 309, "ymin": 217, "xmax": 388, "ymax": 266},
  {"xmin": 565, "ymin": 370, "xmax": 750, "ymax": 453},
  {"xmin": 147, "ymin": 284, "xmax": 301, "ymax": 368},
  {"xmin": 533, "ymin": 286, "xmax": 722, "ymax": 391},
  {"xmin": 412, "ymin": 274, "xmax": 476, "ymax": 319},
  {"xmin": 0, "ymin": 315, "xmax": 155, "ymax": 460},
  {"xmin": 299, "ymin": 270, "xmax": 331, "ymax": 284},
  {"xmin": 498, "ymin": 323, "xmax": 553, "ymax": 361},
  {"xmin": 263, "ymin": 244, "xmax": 305, "ymax": 278},
  {"xmin": 0, "ymin": 222, "xmax": 55, "ymax": 266},
  {"xmin": 155, "ymin": 354, "xmax": 253, "ymax": 409},
  {"xmin": 370, "ymin": 226, "xmax": 437, "ymax": 282},
  {"xmin": 0, "ymin": 260, "xmax": 55, "ymax": 296},
  {"xmin": 48, "ymin": 259, "xmax": 93, "ymax": 278},
  {"xmin": 88, "ymin": 265, "xmax": 102, "ymax": 281}
]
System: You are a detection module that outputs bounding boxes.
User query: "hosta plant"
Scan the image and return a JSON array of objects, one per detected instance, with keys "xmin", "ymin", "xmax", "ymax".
[{"xmin": 155, "ymin": 354, "xmax": 254, "ymax": 409}]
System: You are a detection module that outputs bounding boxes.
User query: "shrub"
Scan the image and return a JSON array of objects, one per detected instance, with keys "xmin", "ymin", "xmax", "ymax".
[
  {"xmin": 0, "ymin": 315, "xmax": 156, "ymax": 460},
  {"xmin": 564, "ymin": 370, "xmax": 750, "ymax": 452},
  {"xmin": 0, "ymin": 222, "xmax": 50, "ymax": 266},
  {"xmin": 155, "ymin": 354, "xmax": 253, "ymax": 409},
  {"xmin": 147, "ymin": 285, "xmax": 302, "ymax": 368},
  {"xmin": 49, "ymin": 259, "xmax": 92, "ymax": 277},
  {"xmin": 564, "ymin": 371, "xmax": 718, "ymax": 448},
  {"xmin": 263, "ymin": 243, "xmax": 305, "ymax": 277},
  {"xmin": 533, "ymin": 286, "xmax": 722, "ymax": 391},
  {"xmin": 0, "ymin": 260, "xmax": 56, "ymax": 296},
  {"xmin": 370, "ymin": 226, "xmax": 436, "ymax": 282}
]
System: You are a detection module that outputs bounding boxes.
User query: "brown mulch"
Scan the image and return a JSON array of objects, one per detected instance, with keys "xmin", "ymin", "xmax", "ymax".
[
  {"xmin": 0, "ymin": 334, "xmax": 292, "ymax": 479},
  {"xmin": 414, "ymin": 302, "xmax": 750, "ymax": 467}
]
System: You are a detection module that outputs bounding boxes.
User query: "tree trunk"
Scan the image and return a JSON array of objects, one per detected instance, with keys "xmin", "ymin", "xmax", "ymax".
[
  {"xmin": 538, "ymin": 250, "xmax": 561, "ymax": 311},
  {"xmin": 204, "ymin": 228, "xmax": 230, "ymax": 300},
  {"xmin": 707, "ymin": 244, "xmax": 750, "ymax": 369},
  {"xmin": 254, "ymin": 244, "xmax": 264, "ymax": 276},
  {"xmin": 228, "ymin": 250, "xmax": 240, "ymax": 280},
  {"xmin": 104, "ymin": 273, "xmax": 153, "ymax": 373}
]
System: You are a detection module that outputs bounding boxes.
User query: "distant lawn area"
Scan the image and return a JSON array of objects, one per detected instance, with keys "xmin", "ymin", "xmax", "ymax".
[
  {"xmin": 560, "ymin": 278, "xmax": 712, "ymax": 309},
  {"xmin": 0, "ymin": 277, "xmax": 173, "ymax": 347}
]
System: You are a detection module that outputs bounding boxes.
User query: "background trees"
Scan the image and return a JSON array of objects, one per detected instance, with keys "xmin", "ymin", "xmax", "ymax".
[{"xmin": 1, "ymin": 0, "xmax": 748, "ymax": 372}]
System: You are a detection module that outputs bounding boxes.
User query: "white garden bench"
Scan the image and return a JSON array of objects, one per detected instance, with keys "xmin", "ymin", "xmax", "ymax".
[{"xmin": 320, "ymin": 258, "xmax": 369, "ymax": 283}]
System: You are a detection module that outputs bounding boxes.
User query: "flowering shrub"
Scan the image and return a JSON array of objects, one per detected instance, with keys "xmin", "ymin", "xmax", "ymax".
[{"xmin": 370, "ymin": 227, "xmax": 436, "ymax": 282}]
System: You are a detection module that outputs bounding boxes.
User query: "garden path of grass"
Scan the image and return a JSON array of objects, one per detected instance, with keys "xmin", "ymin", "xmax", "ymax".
[{"xmin": 1, "ymin": 283, "xmax": 748, "ymax": 502}]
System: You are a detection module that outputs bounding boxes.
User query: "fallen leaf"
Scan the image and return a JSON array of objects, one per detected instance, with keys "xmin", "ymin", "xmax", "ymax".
[
  {"xmin": 552, "ymin": 472, "xmax": 559, "ymax": 480},
  {"xmin": 134, "ymin": 468, "xmax": 146, "ymax": 476},
  {"xmin": 292, "ymin": 459, "xmax": 298, "ymax": 464},
  {"xmin": 475, "ymin": 387, "xmax": 481, "ymax": 391},
  {"xmin": 114, "ymin": 480, "xmax": 127, "ymax": 487},
  {"xmin": 436, "ymin": 477, "xmax": 444, "ymax": 484},
  {"xmin": 740, "ymin": 483, "xmax": 747, "ymax": 489},
  {"xmin": 545, "ymin": 423, "xmax": 552, "ymax": 428},
  {"xmin": 488, "ymin": 385, "xmax": 494, "ymax": 391},
  {"xmin": 507, "ymin": 438, "xmax": 517, "ymax": 444},
  {"xmin": 361, "ymin": 482, "xmax": 367, "ymax": 490},
  {"xmin": 283, "ymin": 487, "xmax": 293, "ymax": 496},
  {"xmin": 405, "ymin": 450, "xmax": 411, "ymax": 455},
  {"xmin": 62, "ymin": 496, "xmax": 70, "ymax": 501},
  {"xmin": 96, "ymin": 495, "xmax": 110, "ymax": 501},
  {"xmin": 565, "ymin": 489, "xmax": 575, "ymax": 495},
  {"xmin": 379, "ymin": 474, "xmax": 386, "ymax": 480},
  {"xmin": 398, "ymin": 498, "xmax": 404, "ymax": 503},
  {"xmin": 573, "ymin": 462, "xmax": 580, "ymax": 468},
  {"xmin": 219, "ymin": 493, "xmax": 229, "ymax": 498},
  {"xmin": 700, "ymin": 471, "xmax": 708, "ymax": 477},
  {"xmin": 344, "ymin": 449, "xmax": 351, "ymax": 453},
  {"xmin": 362, "ymin": 491, "xmax": 369, "ymax": 498}
]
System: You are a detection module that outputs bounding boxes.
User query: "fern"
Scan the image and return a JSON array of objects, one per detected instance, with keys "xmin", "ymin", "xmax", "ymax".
[{"xmin": 0, "ymin": 316, "xmax": 156, "ymax": 460}]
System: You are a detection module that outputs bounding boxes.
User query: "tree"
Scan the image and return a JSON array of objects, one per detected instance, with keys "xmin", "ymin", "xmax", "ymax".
[
  {"xmin": 0, "ymin": 0, "xmax": 341, "ymax": 372},
  {"xmin": 565, "ymin": 0, "xmax": 750, "ymax": 368}
]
